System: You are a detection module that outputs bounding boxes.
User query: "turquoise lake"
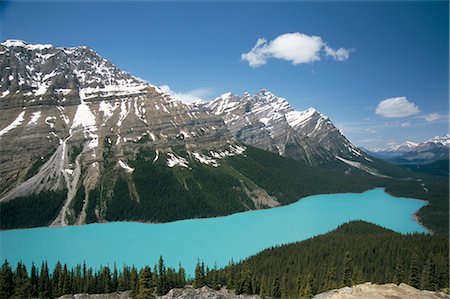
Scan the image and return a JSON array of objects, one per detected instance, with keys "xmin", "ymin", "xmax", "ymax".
[{"xmin": 0, "ymin": 188, "xmax": 428, "ymax": 276}]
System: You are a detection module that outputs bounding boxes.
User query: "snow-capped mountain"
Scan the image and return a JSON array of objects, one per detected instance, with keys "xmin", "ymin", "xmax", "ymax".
[
  {"xmin": 203, "ymin": 89, "xmax": 370, "ymax": 167},
  {"xmin": 0, "ymin": 40, "xmax": 249, "ymax": 227},
  {"xmin": 369, "ymin": 135, "xmax": 449, "ymax": 164},
  {"xmin": 0, "ymin": 40, "xmax": 391, "ymax": 229}
]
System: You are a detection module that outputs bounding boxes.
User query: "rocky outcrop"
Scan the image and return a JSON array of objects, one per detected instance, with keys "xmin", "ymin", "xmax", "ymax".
[
  {"xmin": 59, "ymin": 291, "xmax": 131, "ymax": 299},
  {"xmin": 313, "ymin": 282, "xmax": 449, "ymax": 299},
  {"xmin": 159, "ymin": 286, "xmax": 261, "ymax": 299}
]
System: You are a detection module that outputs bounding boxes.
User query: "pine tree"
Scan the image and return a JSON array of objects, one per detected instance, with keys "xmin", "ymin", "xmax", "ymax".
[
  {"xmin": 30, "ymin": 263, "xmax": 39, "ymax": 298},
  {"xmin": 271, "ymin": 276, "xmax": 281, "ymax": 298},
  {"xmin": 343, "ymin": 251, "xmax": 353, "ymax": 286},
  {"xmin": 82, "ymin": 261, "xmax": 88, "ymax": 293},
  {"xmin": 38, "ymin": 262, "xmax": 52, "ymax": 299},
  {"xmin": 13, "ymin": 262, "xmax": 31, "ymax": 298},
  {"xmin": 137, "ymin": 266, "xmax": 154, "ymax": 299},
  {"xmin": 112, "ymin": 264, "xmax": 119, "ymax": 292},
  {"xmin": 259, "ymin": 276, "xmax": 268, "ymax": 298},
  {"xmin": 238, "ymin": 264, "xmax": 252, "ymax": 295},
  {"xmin": 352, "ymin": 266, "xmax": 364, "ymax": 285},
  {"xmin": 193, "ymin": 260, "xmax": 206, "ymax": 289},
  {"xmin": 408, "ymin": 252, "xmax": 420, "ymax": 289},
  {"xmin": 177, "ymin": 264, "xmax": 186, "ymax": 288},
  {"xmin": 225, "ymin": 260, "xmax": 235, "ymax": 290},
  {"xmin": 423, "ymin": 255, "xmax": 438, "ymax": 291},
  {"xmin": 0, "ymin": 260, "xmax": 15, "ymax": 299},
  {"xmin": 52, "ymin": 262, "xmax": 62, "ymax": 297},
  {"xmin": 130, "ymin": 266, "xmax": 139, "ymax": 298},
  {"xmin": 156, "ymin": 256, "xmax": 167, "ymax": 295},
  {"xmin": 61, "ymin": 264, "xmax": 72, "ymax": 295},
  {"xmin": 324, "ymin": 263, "xmax": 337, "ymax": 291},
  {"xmin": 300, "ymin": 273, "xmax": 313, "ymax": 299},
  {"xmin": 393, "ymin": 259, "xmax": 404, "ymax": 284}
]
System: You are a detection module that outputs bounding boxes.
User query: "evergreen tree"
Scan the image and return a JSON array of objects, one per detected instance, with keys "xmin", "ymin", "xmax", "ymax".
[
  {"xmin": 0, "ymin": 260, "xmax": 15, "ymax": 299},
  {"xmin": 193, "ymin": 260, "xmax": 206, "ymax": 289},
  {"xmin": 210, "ymin": 263, "xmax": 220, "ymax": 291},
  {"xmin": 112, "ymin": 263, "xmax": 119, "ymax": 292},
  {"xmin": 52, "ymin": 262, "xmax": 62, "ymax": 297},
  {"xmin": 130, "ymin": 266, "xmax": 139, "ymax": 298},
  {"xmin": 156, "ymin": 256, "xmax": 167, "ymax": 295},
  {"xmin": 38, "ymin": 262, "xmax": 52, "ymax": 299},
  {"xmin": 352, "ymin": 266, "xmax": 364, "ymax": 285},
  {"xmin": 82, "ymin": 261, "xmax": 88, "ymax": 293},
  {"xmin": 343, "ymin": 251, "xmax": 353, "ymax": 286},
  {"xmin": 177, "ymin": 264, "xmax": 186, "ymax": 288},
  {"xmin": 324, "ymin": 263, "xmax": 337, "ymax": 291},
  {"xmin": 408, "ymin": 252, "xmax": 420, "ymax": 289},
  {"xmin": 225, "ymin": 260, "xmax": 235, "ymax": 290},
  {"xmin": 238, "ymin": 264, "xmax": 252, "ymax": 295},
  {"xmin": 423, "ymin": 256, "xmax": 438, "ymax": 291},
  {"xmin": 300, "ymin": 273, "xmax": 313, "ymax": 299},
  {"xmin": 13, "ymin": 262, "xmax": 31, "ymax": 298},
  {"xmin": 271, "ymin": 276, "xmax": 281, "ymax": 298},
  {"xmin": 30, "ymin": 263, "xmax": 39, "ymax": 298},
  {"xmin": 137, "ymin": 266, "xmax": 154, "ymax": 299},
  {"xmin": 259, "ymin": 276, "xmax": 268, "ymax": 298},
  {"xmin": 393, "ymin": 259, "xmax": 404, "ymax": 284},
  {"xmin": 61, "ymin": 264, "xmax": 72, "ymax": 295}
]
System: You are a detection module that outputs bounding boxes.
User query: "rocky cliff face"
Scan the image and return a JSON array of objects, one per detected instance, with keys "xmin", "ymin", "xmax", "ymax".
[{"xmin": 203, "ymin": 89, "xmax": 380, "ymax": 171}]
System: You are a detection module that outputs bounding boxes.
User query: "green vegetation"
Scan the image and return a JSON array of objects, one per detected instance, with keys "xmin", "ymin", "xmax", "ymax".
[
  {"xmin": 105, "ymin": 153, "xmax": 254, "ymax": 222},
  {"xmin": 0, "ymin": 191, "xmax": 66, "ymax": 229},
  {"xmin": 399, "ymin": 160, "xmax": 449, "ymax": 177},
  {"xmin": 0, "ymin": 256, "xmax": 186, "ymax": 299}
]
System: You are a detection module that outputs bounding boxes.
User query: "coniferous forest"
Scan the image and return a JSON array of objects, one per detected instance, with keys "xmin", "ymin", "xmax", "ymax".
[{"xmin": 0, "ymin": 222, "xmax": 448, "ymax": 298}]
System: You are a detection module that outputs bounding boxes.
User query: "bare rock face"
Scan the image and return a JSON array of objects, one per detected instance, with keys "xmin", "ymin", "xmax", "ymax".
[
  {"xmin": 203, "ymin": 89, "xmax": 371, "ymax": 168},
  {"xmin": 313, "ymin": 282, "xmax": 450, "ymax": 299},
  {"xmin": 159, "ymin": 286, "xmax": 261, "ymax": 299},
  {"xmin": 59, "ymin": 291, "xmax": 131, "ymax": 299}
]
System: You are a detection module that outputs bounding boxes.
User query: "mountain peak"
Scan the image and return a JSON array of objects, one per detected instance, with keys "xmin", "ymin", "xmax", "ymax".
[{"xmin": 1, "ymin": 39, "xmax": 53, "ymax": 51}]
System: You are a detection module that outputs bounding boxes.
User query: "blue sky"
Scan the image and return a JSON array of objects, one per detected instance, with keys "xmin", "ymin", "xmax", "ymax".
[{"xmin": 1, "ymin": 1, "xmax": 448, "ymax": 149}]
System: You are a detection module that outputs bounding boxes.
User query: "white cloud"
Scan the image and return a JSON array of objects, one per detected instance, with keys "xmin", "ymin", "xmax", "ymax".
[
  {"xmin": 375, "ymin": 97, "xmax": 420, "ymax": 118},
  {"xmin": 241, "ymin": 32, "xmax": 351, "ymax": 67},
  {"xmin": 324, "ymin": 46, "xmax": 350, "ymax": 61},
  {"xmin": 400, "ymin": 121, "xmax": 411, "ymax": 127},
  {"xmin": 159, "ymin": 85, "xmax": 215, "ymax": 104},
  {"xmin": 424, "ymin": 113, "xmax": 442, "ymax": 122}
]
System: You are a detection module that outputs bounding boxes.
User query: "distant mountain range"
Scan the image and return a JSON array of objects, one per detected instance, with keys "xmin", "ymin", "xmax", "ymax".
[
  {"xmin": 368, "ymin": 135, "xmax": 449, "ymax": 163},
  {"xmin": 0, "ymin": 40, "xmax": 440, "ymax": 229},
  {"xmin": 365, "ymin": 135, "xmax": 449, "ymax": 177}
]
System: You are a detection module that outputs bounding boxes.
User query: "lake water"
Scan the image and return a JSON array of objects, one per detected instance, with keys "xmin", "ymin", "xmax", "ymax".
[{"xmin": 0, "ymin": 188, "xmax": 428, "ymax": 276}]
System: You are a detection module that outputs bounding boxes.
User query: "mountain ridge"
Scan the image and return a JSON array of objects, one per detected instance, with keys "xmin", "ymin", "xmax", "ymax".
[{"xmin": 0, "ymin": 40, "xmax": 444, "ymax": 230}]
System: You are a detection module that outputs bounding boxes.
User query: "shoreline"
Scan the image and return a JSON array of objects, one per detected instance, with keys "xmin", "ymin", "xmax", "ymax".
[{"xmin": 413, "ymin": 212, "xmax": 433, "ymax": 235}]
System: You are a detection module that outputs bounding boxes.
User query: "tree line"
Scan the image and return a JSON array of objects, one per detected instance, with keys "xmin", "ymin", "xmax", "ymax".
[{"xmin": 0, "ymin": 256, "xmax": 185, "ymax": 299}]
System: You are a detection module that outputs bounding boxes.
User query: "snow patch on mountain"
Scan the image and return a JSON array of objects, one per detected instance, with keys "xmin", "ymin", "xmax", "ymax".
[
  {"xmin": 167, "ymin": 152, "xmax": 189, "ymax": 168},
  {"xmin": 118, "ymin": 160, "xmax": 134, "ymax": 173},
  {"xmin": 0, "ymin": 111, "xmax": 26, "ymax": 138},
  {"xmin": 336, "ymin": 156, "xmax": 389, "ymax": 178}
]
